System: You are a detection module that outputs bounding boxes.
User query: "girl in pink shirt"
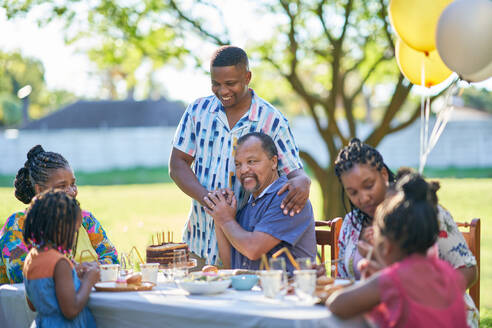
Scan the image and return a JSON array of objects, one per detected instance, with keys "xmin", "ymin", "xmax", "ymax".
[{"xmin": 327, "ymin": 172, "xmax": 467, "ymax": 328}]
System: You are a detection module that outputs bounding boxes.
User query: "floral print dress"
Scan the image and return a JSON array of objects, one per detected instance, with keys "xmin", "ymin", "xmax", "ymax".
[{"xmin": 0, "ymin": 210, "xmax": 118, "ymax": 284}]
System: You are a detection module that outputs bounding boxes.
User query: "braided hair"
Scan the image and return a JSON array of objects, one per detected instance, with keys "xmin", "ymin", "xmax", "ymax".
[
  {"xmin": 23, "ymin": 190, "xmax": 81, "ymax": 255},
  {"xmin": 334, "ymin": 138, "xmax": 395, "ymax": 226},
  {"xmin": 14, "ymin": 145, "xmax": 70, "ymax": 204},
  {"xmin": 375, "ymin": 170, "xmax": 439, "ymax": 255}
]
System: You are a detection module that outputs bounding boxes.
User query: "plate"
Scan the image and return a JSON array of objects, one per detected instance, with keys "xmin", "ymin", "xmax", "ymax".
[
  {"xmin": 177, "ymin": 279, "xmax": 231, "ymax": 295},
  {"xmin": 94, "ymin": 281, "xmax": 155, "ymax": 292}
]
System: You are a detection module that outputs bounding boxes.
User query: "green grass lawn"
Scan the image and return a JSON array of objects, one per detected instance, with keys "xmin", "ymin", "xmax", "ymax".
[{"xmin": 1, "ymin": 178, "xmax": 491, "ymax": 324}]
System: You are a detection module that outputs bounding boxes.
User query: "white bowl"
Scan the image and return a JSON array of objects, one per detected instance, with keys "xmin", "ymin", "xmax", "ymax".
[{"xmin": 177, "ymin": 279, "xmax": 231, "ymax": 295}]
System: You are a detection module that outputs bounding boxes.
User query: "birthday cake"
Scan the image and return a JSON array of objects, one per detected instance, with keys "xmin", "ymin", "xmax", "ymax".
[{"xmin": 146, "ymin": 243, "xmax": 189, "ymax": 266}]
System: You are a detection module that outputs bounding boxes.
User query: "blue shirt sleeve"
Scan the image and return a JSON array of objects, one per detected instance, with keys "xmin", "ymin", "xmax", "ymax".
[
  {"xmin": 273, "ymin": 118, "xmax": 303, "ymax": 176},
  {"xmin": 253, "ymin": 194, "xmax": 314, "ymax": 246}
]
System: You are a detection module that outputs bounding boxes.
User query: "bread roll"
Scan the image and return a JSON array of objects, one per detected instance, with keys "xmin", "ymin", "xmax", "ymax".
[
  {"xmin": 125, "ymin": 273, "xmax": 142, "ymax": 285},
  {"xmin": 202, "ymin": 265, "xmax": 219, "ymax": 274}
]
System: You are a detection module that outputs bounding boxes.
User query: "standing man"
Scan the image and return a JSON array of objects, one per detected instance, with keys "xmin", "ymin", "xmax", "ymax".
[
  {"xmin": 204, "ymin": 132, "xmax": 316, "ymax": 272},
  {"xmin": 169, "ymin": 46, "xmax": 310, "ymax": 266}
]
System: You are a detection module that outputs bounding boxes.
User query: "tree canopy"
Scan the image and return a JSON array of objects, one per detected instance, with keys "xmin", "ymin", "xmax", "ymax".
[
  {"xmin": 2, "ymin": 0, "xmax": 450, "ymax": 218},
  {"xmin": 1, "ymin": 0, "xmax": 191, "ymax": 99}
]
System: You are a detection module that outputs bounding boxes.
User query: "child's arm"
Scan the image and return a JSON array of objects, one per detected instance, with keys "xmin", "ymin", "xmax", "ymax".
[
  {"xmin": 54, "ymin": 258, "xmax": 100, "ymax": 320},
  {"xmin": 327, "ymin": 274, "xmax": 381, "ymax": 319}
]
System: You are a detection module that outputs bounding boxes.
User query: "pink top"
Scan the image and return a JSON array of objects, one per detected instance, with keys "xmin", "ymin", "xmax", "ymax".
[{"xmin": 369, "ymin": 254, "xmax": 467, "ymax": 328}]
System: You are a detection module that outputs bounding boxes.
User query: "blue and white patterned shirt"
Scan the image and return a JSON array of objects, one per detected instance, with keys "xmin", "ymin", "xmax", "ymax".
[{"xmin": 172, "ymin": 89, "xmax": 303, "ymax": 264}]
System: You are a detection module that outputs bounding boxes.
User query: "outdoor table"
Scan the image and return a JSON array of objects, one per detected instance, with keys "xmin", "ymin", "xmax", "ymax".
[{"xmin": 0, "ymin": 282, "xmax": 369, "ymax": 328}]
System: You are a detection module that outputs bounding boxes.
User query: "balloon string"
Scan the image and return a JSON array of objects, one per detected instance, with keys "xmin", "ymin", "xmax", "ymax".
[
  {"xmin": 427, "ymin": 84, "xmax": 457, "ymax": 154},
  {"xmin": 419, "ymin": 59, "xmax": 426, "ymax": 173},
  {"xmin": 424, "ymin": 95, "xmax": 431, "ymax": 152},
  {"xmin": 421, "ymin": 83, "xmax": 458, "ymax": 170},
  {"xmin": 419, "ymin": 95, "xmax": 432, "ymax": 173}
]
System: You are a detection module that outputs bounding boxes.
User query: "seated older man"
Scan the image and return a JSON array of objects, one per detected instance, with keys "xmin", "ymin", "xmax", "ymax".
[{"xmin": 204, "ymin": 132, "xmax": 316, "ymax": 272}]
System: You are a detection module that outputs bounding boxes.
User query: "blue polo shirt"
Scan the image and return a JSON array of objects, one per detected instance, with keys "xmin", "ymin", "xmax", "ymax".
[{"xmin": 230, "ymin": 175, "xmax": 316, "ymax": 272}]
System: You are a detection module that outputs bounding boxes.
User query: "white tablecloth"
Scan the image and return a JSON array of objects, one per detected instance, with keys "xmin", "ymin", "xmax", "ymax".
[{"xmin": 0, "ymin": 282, "xmax": 368, "ymax": 328}]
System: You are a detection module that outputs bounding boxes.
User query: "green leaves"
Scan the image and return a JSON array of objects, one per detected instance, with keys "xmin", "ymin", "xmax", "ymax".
[
  {"xmin": 2, "ymin": 0, "xmax": 188, "ymax": 99},
  {"xmin": 0, "ymin": 50, "xmax": 76, "ymax": 126}
]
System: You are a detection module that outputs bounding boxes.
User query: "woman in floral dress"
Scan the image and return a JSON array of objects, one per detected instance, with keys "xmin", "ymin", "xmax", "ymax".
[{"xmin": 0, "ymin": 145, "xmax": 118, "ymax": 285}]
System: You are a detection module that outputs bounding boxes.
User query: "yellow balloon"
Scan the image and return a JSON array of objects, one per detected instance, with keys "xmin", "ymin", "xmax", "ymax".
[
  {"xmin": 389, "ymin": 0, "xmax": 453, "ymax": 52},
  {"xmin": 396, "ymin": 39, "xmax": 452, "ymax": 87}
]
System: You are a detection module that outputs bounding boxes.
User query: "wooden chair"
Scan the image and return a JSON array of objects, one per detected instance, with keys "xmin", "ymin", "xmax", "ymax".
[
  {"xmin": 315, "ymin": 217, "xmax": 343, "ymax": 277},
  {"xmin": 456, "ymin": 218, "xmax": 481, "ymax": 311}
]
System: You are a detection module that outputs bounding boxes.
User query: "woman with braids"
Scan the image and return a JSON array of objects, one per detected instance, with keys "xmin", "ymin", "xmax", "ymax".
[
  {"xmin": 328, "ymin": 172, "xmax": 467, "ymax": 327},
  {"xmin": 0, "ymin": 145, "xmax": 118, "ymax": 285},
  {"xmin": 23, "ymin": 190, "xmax": 99, "ymax": 327},
  {"xmin": 334, "ymin": 138, "xmax": 478, "ymax": 327}
]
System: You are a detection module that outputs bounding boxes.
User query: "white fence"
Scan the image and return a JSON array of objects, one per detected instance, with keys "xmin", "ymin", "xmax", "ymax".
[
  {"xmin": 293, "ymin": 117, "xmax": 492, "ymax": 169},
  {"xmin": 0, "ymin": 127, "xmax": 176, "ymax": 174},
  {"xmin": 1, "ymin": 118, "xmax": 492, "ymax": 175}
]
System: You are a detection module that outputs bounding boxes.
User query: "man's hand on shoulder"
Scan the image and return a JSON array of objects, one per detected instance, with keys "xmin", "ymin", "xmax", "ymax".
[
  {"xmin": 204, "ymin": 189, "xmax": 237, "ymax": 225},
  {"xmin": 277, "ymin": 171, "xmax": 311, "ymax": 216}
]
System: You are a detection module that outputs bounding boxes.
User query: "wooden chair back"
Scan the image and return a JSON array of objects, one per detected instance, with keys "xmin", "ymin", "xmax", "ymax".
[
  {"xmin": 315, "ymin": 217, "xmax": 343, "ymax": 277},
  {"xmin": 457, "ymin": 218, "xmax": 480, "ymax": 310}
]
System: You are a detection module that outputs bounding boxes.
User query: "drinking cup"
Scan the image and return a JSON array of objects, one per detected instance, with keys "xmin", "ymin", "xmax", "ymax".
[
  {"xmin": 269, "ymin": 257, "xmax": 286, "ymax": 272},
  {"xmin": 269, "ymin": 257, "xmax": 288, "ymax": 290},
  {"xmin": 99, "ymin": 264, "xmax": 120, "ymax": 281},
  {"xmin": 296, "ymin": 257, "xmax": 312, "ymax": 270},
  {"xmin": 140, "ymin": 263, "xmax": 159, "ymax": 284},
  {"xmin": 260, "ymin": 270, "xmax": 283, "ymax": 298},
  {"xmin": 119, "ymin": 253, "xmax": 133, "ymax": 278},
  {"xmin": 293, "ymin": 270, "xmax": 317, "ymax": 300},
  {"xmin": 173, "ymin": 249, "xmax": 188, "ymax": 279}
]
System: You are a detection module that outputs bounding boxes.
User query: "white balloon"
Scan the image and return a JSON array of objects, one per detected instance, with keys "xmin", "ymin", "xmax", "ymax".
[
  {"xmin": 436, "ymin": 0, "xmax": 492, "ymax": 79},
  {"xmin": 461, "ymin": 61, "xmax": 492, "ymax": 83}
]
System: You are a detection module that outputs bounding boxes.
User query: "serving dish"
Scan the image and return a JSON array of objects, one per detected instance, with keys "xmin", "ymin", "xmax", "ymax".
[
  {"xmin": 177, "ymin": 278, "xmax": 231, "ymax": 295},
  {"xmin": 231, "ymin": 274, "xmax": 259, "ymax": 291}
]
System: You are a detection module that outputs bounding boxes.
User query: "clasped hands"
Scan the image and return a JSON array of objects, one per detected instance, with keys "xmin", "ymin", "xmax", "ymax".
[{"xmin": 203, "ymin": 188, "xmax": 237, "ymax": 226}]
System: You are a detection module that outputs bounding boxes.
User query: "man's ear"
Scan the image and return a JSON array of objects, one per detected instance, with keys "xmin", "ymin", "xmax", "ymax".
[
  {"xmin": 272, "ymin": 155, "xmax": 278, "ymax": 171},
  {"xmin": 245, "ymin": 70, "xmax": 252, "ymax": 85}
]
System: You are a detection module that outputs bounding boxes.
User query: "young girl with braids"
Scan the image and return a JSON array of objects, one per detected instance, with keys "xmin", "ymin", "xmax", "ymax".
[
  {"xmin": 327, "ymin": 172, "xmax": 467, "ymax": 327},
  {"xmin": 23, "ymin": 190, "xmax": 99, "ymax": 328},
  {"xmin": 0, "ymin": 145, "xmax": 118, "ymax": 284},
  {"xmin": 334, "ymin": 138, "xmax": 478, "ymax": 326}
]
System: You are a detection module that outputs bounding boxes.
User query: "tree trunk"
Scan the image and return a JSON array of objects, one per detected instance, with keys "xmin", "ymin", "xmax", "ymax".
[{"xmin": 318, "ymin": 165, "xmax": 346, "ymax": 221}]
